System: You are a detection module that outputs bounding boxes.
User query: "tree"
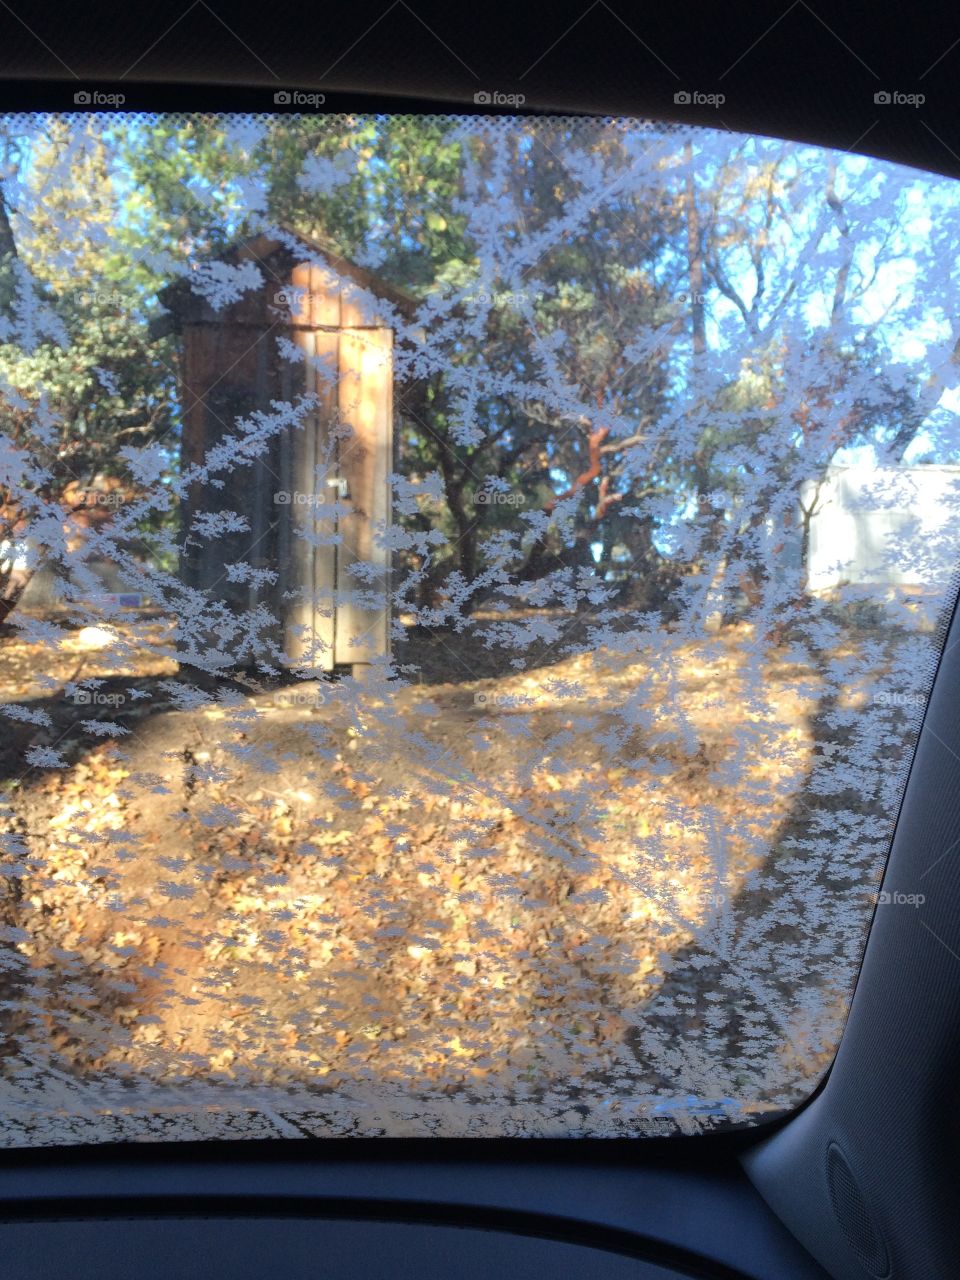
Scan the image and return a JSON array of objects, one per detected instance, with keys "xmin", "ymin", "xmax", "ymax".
[{"xmin": 0, "ymin": 118, "xmax": 179, "ymax": 623}]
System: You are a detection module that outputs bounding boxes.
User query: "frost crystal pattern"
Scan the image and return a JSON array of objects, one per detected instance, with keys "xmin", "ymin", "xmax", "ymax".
[{"xmin": 0, "ymin": 113, "xmax": 958, "ymax": 1144}]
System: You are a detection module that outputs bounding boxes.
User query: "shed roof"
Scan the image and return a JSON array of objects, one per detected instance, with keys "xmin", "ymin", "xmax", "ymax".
[{"xmin": 155, "ymin": 224, "xmax": 418, "ymax": 333}]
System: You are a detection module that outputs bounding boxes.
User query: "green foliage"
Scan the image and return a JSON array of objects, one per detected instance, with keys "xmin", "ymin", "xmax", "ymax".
[
  {"xmin": 0, "ymin": 117, "xmax": 179, "ymax": 596},
  {"xmin": 0, "ymin": 115, "xmax": 952, "ymax": 624}
]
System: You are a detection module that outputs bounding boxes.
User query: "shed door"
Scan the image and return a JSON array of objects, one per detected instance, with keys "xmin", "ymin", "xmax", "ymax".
[
  {"xmin": 335, "ymin": 327, "xmax": 393, "ymax": 667},
  {"xmin": 283, "ymin": 325, "xmax": 392, "ymax": 670},
  {"xmin": 283, "ymin": 328, "xmax": 338, "ymax": 671}
]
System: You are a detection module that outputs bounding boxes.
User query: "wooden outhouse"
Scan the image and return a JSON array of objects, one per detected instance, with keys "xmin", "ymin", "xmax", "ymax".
[{"xmin": 159, "ymin": 228, "xmax": 415, "ymax": 672}]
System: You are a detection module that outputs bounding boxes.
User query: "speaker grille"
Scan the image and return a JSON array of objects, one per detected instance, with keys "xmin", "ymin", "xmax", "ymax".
[{"xmin": 826, "ymin": 1143, "xmax": 891, "ymax": 1278}]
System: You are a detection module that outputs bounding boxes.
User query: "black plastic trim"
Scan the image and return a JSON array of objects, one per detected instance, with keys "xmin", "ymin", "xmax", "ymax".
[{"xmin": 0, "ymin": 1194, "xmax": 759, "ymax": 1279}]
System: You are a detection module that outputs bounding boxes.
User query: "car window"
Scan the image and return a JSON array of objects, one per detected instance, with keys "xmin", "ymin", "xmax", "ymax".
[{"xmin": 1, "ymin": 111, "xmax": 958, "ymax": 1144}]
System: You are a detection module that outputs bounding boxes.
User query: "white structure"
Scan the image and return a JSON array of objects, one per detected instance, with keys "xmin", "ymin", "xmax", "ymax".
[
  {"xmin": 1, "ymin": 540, "xmax": 143, "ymax": 611},
  {"xmin": 801, "ymin": 465, "xmax": 960, "ymax": 624}
]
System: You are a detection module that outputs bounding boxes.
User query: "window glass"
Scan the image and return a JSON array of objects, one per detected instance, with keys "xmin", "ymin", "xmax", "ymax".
[{"xmin": 1, "ymin": 112, "xmax": 958, "ymax": 1144}]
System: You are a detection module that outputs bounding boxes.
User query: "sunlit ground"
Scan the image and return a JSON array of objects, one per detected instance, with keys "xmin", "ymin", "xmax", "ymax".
[{"xmin": 0, "ymin": 608, "xmax": 925, "ymax": 1140}]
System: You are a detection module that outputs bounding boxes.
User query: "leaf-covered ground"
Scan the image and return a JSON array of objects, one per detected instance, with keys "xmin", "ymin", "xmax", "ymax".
[{"xmin": 0, "ymin": 610, "xmax": 924, "ymax": 1140}]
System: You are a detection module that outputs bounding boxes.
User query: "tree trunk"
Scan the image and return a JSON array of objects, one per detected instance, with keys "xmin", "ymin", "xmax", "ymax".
[
  {"xmin": 0, "ymin": 564, "xmax": 36, "ymax": 627},
  {"xmin": 684, "ymin": 140, "xmax": 707, "ymax": 361}
]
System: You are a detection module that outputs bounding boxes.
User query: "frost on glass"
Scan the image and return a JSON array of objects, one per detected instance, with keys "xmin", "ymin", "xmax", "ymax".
[{"xmin": 0, "ymin": 113, "xmax": 958, "ymax": 1145}]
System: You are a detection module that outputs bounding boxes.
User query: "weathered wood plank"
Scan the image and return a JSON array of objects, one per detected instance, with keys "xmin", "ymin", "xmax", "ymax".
[
  {"xmin": 298, "ymin": 328, "xmax": 339, "ymax": 670},
  {"xmin": 280, "ymin": 328, "xmax": 314, "ymax": 666},
  {"xmin": 335, "ymin": 327, "xmax": 393, "ymax": 666}
]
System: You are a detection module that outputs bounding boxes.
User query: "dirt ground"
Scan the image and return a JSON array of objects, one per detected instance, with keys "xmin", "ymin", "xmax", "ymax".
[{"xmin": 0, "ymin": 606, "xmax": 920, "ymax": 1138}]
